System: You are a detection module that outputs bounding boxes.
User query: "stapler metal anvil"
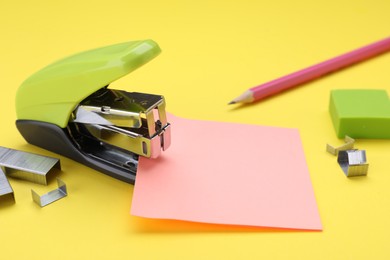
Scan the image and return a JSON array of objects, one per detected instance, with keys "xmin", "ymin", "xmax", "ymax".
[{"xmin": 15, "ymin": 40, "xmax": 171, "ymax": 184}]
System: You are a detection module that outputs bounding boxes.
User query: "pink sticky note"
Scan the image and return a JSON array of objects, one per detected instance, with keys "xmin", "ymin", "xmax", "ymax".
[{"xmin": 131, "ymin": 114, "xmax": 322, "ymax": 230}]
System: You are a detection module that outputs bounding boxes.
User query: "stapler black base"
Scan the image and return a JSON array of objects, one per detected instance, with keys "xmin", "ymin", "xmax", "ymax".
[{"xmin": 16, "ymin": 120, "xmax": 138, "ymax": 184}]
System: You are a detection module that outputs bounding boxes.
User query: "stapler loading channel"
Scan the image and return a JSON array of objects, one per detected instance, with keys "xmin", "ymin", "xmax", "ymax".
[{"xmin": 15, "ymin": 40, "xmax": 171, "ymax": 184}]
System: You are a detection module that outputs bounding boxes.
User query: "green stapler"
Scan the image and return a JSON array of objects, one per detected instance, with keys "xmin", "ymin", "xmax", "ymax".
[{"xmin": 15, "ymin": 40, "xmax": 171, "ymax": 184}]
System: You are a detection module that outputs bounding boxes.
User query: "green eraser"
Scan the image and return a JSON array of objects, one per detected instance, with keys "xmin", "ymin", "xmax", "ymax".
[{"xmin": 329, "ymin": 89, "xmax": 390, "ymax": 138}]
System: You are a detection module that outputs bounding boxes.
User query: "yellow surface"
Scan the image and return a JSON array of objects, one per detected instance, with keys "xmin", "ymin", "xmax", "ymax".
[{"xmin": 1, "ymin": 0, "xmax": 390, "ymax": 259}]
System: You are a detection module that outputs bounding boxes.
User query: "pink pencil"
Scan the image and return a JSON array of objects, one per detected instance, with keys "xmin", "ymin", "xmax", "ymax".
[{"xmin": 229, "ymin": 36, "xmax": 390, "ymax": 104}]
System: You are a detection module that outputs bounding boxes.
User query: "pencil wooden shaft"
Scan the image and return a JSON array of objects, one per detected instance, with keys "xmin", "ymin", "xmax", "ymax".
[{"xmin": 234, "ymin": 37, "xmax": 390, "ymax": 104}]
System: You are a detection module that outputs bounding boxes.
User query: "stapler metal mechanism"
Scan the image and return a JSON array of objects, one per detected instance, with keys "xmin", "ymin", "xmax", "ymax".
[{"xmin": 15, "ymin": 40, "xmax": 171, "ymax": 184}]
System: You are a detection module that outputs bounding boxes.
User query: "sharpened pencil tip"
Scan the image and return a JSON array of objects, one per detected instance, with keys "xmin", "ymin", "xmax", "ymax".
[{"xmin": 228, "ymin": 101, "xmax": 236, "ymax": 105}]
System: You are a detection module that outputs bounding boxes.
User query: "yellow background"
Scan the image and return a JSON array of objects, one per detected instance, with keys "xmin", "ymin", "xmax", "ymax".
[{"xmin": 1, "ymin": 0, "xmax": 390, "ymax": 259}]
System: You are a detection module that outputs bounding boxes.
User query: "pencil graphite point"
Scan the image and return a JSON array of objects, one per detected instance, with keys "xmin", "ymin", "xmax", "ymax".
[{"xmin": 228, "ymin": 90, "xmax": 255, "ymax": 105}]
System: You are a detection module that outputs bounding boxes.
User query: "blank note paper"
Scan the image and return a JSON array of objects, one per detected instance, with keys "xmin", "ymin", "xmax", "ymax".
[{"xmin": 131, "ymin": 114, "xmax": 322, "ymax": 230}]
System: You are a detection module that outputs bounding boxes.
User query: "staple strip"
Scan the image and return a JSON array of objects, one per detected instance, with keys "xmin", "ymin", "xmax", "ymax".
[
  {"xmin": 32, "ymin": 178, "xmax": 67, "ymax": 207},
  {"xmin": 0, "ymin": 167, "xmax": 15, "ymax": 202},
  {"xmin": 0, "ymin": 146, "xmax": 61, "ymax": 185},
  {"xmin": 326, "ymin": 136, "xmax": 355, "ymax": 156}
]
